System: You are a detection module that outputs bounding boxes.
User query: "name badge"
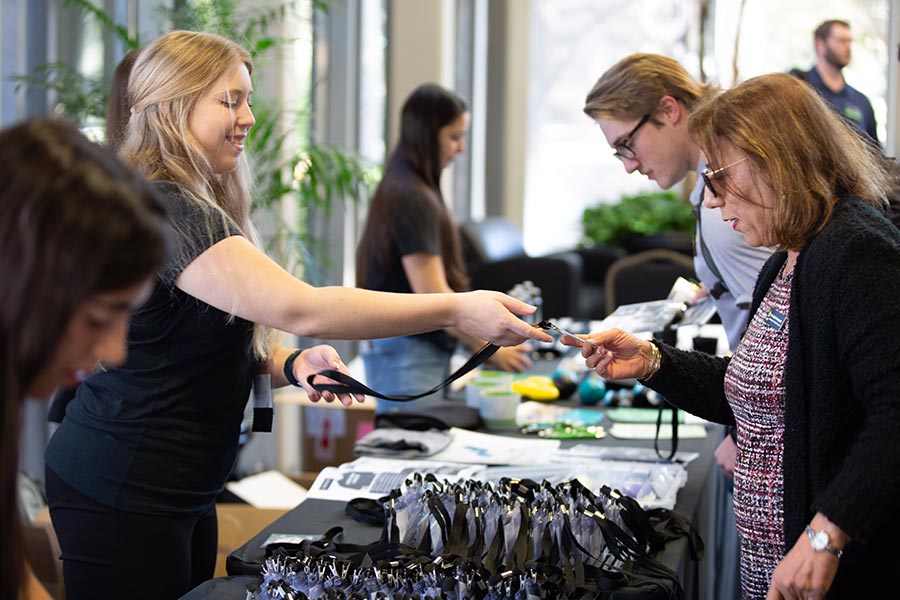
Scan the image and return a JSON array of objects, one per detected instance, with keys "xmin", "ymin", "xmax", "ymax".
[{"xmin": 764, "ymin": 309, "xmax": 786, "ymax": 331}]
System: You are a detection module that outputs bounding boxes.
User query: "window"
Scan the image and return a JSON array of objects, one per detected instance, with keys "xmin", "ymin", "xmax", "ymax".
[
  {"xmin": 521, "ymin": 0, "xmax": 890, "ymax": 255},
  {"xmin": 711, "ymin": 0, "xmax": 889, "ymax": 142}
]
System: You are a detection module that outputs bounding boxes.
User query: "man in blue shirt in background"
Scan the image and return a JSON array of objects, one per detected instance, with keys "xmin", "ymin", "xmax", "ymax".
[{"xmin": 802, "ymin": 19, "xmax": 878, "ymax": 143}]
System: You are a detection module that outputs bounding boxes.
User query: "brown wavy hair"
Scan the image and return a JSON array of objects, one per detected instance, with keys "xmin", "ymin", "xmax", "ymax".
[
  {"xmin": 105, "ymin": 48, "xmax": 141, "ymax": 152},
  {"xmin": 688, "ymin": 72, "xmax": 889, "ymax": 250},
  {"xmin": 0, "ymin": 118, "xmax": 166, "ymax": 600}
]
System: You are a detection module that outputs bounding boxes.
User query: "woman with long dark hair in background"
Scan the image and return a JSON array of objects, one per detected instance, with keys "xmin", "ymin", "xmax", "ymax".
[{"xmin": 357, "ymin": 84, "xmax": 533, "ymax": 413}]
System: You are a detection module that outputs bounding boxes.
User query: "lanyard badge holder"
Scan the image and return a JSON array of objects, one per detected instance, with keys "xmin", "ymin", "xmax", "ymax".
[
  {"xmin": 251, "ymin": 475, "xmax": 698, "ymax": 600},
  {"xmin": 535, "ymin": 320, "xmax": 599, "ymax": 349},
  {"xmin": 252, "ymin": 373, "xmax": 274, "ymax": 432}
]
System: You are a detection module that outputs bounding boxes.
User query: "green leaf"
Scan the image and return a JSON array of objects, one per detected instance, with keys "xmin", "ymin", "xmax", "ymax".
[
  {"xmin": 24, "ymin": 0, "xmax": 362, "ymax": 282},
  {"xmin": 580, "ymin": 189, "xmax": 695, "ymax": 247},
  {"xmin": 60, "ymin": 0, "xmax": 140, "ymax": 48}
]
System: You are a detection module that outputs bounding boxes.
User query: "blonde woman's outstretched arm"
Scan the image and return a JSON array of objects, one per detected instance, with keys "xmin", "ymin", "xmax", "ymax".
[
  {"xmin": 401, "ymin": 252, "xmax": 534, "ymax": 372},
  {"xmin": 176, "ymin": 236, "xmax": 552, "ymax": 347}
]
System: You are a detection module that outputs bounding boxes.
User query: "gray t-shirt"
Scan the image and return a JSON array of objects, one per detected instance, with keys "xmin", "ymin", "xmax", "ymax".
[{"xmin": 691, "ymin": 160, "xmax": 775, "ymax": 350}]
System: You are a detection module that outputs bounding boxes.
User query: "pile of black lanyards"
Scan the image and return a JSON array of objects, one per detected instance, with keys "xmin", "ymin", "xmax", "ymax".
[{"xmin": 250, "ymin": 475, "xmax": 703, "ymax": 599}]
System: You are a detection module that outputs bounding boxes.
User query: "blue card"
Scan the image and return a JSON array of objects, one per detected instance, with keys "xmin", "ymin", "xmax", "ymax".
[{"xmin": 764, "ymin": 309, "xmax": 786, "ymax": 331}]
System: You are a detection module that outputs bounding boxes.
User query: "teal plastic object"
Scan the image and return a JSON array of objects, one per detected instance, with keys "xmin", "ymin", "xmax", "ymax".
[{"xmin": 578, "ymin": 374, "xmax": 606, "ymax": 406}]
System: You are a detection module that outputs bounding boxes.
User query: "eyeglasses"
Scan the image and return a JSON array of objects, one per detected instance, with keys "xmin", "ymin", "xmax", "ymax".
[
  {"xmin": 701, "ymin": 157, "xmax": 749, "ymax": 197},
  {"xmin": 612, "ymin": 114, "xmax": 651, "ymax": 161}
]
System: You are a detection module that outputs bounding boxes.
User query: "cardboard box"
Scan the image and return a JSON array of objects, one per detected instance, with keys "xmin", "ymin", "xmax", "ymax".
[
  {"xmin": 27, "ymin": 508, "xmax": 64, "ymax": 599},
  {"xmin": 289, "ymin": 471, "xmax": 320, "ymax": 490},
  {"xmin": 214, "ymin": 504, "xmax": 287, "ymax": 578},
  {"xmin": 301, "ymin": 400, "xmax": 375, "ymax": 472},
  {"xmin": 274, "ymin": 389, "xmax": 375, "ymax": 473}
]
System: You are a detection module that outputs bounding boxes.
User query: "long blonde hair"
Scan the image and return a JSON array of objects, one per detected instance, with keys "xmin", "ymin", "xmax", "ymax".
[{"xmin": 120, "ymin": 30, "xmax": 274, "ymax": 357}]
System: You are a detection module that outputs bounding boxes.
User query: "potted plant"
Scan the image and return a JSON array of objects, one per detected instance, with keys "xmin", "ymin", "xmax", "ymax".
[
  {"xmin": 580, "ymin": 189, "xmax": 695, "ymax": 255},
  {"xmin": 15, "ymin": 0, "xmax": 373, "ymax": 284}
]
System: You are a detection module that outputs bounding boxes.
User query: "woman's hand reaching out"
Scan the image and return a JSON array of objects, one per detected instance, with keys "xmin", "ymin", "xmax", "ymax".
[
  {"xmin": 292, "ymin": 345, "xmax": 365, "ymax": 406},
  {"xmin": 454, "ymin": 291, "xmax": 553, "ymax": 346},
  {"xmin": 559, "ymin": 328, "xmax": 655, "ymax": 381}
]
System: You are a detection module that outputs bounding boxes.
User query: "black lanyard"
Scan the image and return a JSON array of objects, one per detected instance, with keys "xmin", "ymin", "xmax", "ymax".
[
  {"xmin": 307, "ymin": 342, "xmax": 499, "ymax": 400},
  {"xmin": 654, "ymin": 401, "xmax": 680, "ymax": 461}
]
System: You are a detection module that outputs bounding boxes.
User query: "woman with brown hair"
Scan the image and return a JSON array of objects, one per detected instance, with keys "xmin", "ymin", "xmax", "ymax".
[
  {"xmin": 568, "ymin": 73, "xmax": 900, "ymax": 599},
  {"xmin": 104, "ymin": 48, "xmax": 141, "ymax": 151},
  {"xmin": 0, "ymin": 118, "xmax": 167, "ymax": 600}
]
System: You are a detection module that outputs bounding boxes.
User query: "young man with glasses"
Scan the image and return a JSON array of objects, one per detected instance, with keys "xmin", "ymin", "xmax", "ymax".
[
  {"xmin": 584, "ymin": 55, "xmax": 774, "ymax": 599},
  {"xmin": 583, "ymin": 53, "xmax": 773, "ymax": 353}
]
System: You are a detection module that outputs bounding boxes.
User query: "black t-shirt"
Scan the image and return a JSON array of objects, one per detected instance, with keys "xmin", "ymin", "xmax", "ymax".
[
  {"xmin": 362, "ymin": 157, "xmax": 456, "ymax": 352},
  {"xmin": 803, "ymin": 67, "xmax": 878, "ymax": 143},
  {"xmin": 46, "ymin": 182, "xmax": 255, "ymax": 515},
  {"xmin": 362, "ymin": 158, "xmax": 441, "ymax": 292}
]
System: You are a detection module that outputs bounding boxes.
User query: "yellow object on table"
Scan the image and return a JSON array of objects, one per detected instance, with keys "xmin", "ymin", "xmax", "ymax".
[{"xmin": 512, "ymin": 375, "xmax": 560, "ymax": 401}]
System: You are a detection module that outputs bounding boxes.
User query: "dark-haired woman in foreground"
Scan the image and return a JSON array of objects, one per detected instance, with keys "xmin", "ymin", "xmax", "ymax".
[{"xmin": 0, "ymin": 118, "xmax": 167, "ymax": 600}]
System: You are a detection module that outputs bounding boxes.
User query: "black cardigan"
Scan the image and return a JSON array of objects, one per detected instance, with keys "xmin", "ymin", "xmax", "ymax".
[{"xmin": 649, "ymin": 197, "xmax": 900, "ymax": 594}]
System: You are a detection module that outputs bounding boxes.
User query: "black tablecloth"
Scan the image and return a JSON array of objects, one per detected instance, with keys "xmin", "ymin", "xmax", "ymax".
[{"xmin": 181, "ymin": 420, "xmax": 723, "ymax": 600}]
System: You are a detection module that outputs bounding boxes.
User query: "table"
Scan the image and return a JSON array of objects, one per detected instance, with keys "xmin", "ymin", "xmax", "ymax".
[
  {"xmin": 181, "ymin": 417, "xmax": 724, "ymax": 600},
  {"xmin": 183, "ymin": 325, "xmax": 735, "ymax": 599}
]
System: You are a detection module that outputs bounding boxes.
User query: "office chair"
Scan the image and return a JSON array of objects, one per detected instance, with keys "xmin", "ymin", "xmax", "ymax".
[
  {"xmin": 604, "ymin": 248, "xmax": 696, "ymax": 313},
  {"xmin": 459, "ymin": 217, "xmax": 583, "ymax": 319},
  {"xmin": 573, "ymin": 245, "xmax": 627, "ymax": 319}
]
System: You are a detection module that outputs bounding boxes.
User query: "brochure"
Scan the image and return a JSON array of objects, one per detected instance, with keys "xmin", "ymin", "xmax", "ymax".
[
  {"xmin": 305, "ymin": 457, "xmax": 486, "ymax": 502},
  {"xmin": 592, "ymin": 277, "xmax": 718, "ymax": 334}
]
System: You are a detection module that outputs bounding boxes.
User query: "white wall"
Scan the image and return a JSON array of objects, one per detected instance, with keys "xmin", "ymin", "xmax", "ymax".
[
  {"xmin": 387, "ymin": 0, "xmax": 456, "ymax": 149},
  {"xmin": 484, "ymin": 0, "xmax": 530, "ymax": 228}
]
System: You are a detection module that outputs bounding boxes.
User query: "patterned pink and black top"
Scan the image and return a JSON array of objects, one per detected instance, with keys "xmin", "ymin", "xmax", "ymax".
[{"xmin": 724, "ymin": 269, "xmax": 793, "ymax": 599}]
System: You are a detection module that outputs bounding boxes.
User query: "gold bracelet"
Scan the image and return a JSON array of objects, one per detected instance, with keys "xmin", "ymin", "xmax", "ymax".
[{"xmin": 638, "ymin": 341, "xmax": 661, "ymax": 382}]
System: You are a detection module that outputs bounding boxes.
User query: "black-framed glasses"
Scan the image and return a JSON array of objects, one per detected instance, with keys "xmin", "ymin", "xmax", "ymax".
[
  {"xmin": 612, "ymin": 113, "xmax": 651, "ymax": 161},
  {"xmin": 701, "ymin": 157, "xmax": 749, "ymax": 197}
]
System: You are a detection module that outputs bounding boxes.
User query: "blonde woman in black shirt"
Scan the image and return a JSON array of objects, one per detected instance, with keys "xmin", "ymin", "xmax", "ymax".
[{"xmin": 45, "ymin": 31, "xmax": 550, "ymax": 600}]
